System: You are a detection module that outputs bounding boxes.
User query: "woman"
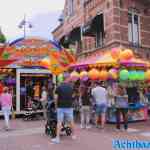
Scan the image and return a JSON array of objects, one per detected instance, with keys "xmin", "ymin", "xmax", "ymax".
[
  {"xmin": 40, "ymin": 86, "xmax": 48, "ymax": 120},
  {"xmin": 79, "ymin": 83, "xmax": 91, "ymax": 129},
  {"xmin": 115, "ymin": 85, "xmax": 128, "ymax": 131},
  {"xmin": 0, "ymin": 87, "xmax": 12, "ymax": 130}
]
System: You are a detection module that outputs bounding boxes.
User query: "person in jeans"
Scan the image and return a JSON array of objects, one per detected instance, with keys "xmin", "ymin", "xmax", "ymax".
[
  {"xmin": 91, "ymin": 81, "xmax": 108, "ymax": 129},
  {"xmin": 79, "ymin": 83, "xmax": 91, "ymax": 129},
  {"xmin": 51, "ymin": 80, "xmax": 76, "ymax": 144},
  {"xmin": 0, "ymin": 87, "xmax": 12, "ymax": 130},
  {"xmin": 115, "ymin": 85, "xmax": 128, "ymax": 131}
]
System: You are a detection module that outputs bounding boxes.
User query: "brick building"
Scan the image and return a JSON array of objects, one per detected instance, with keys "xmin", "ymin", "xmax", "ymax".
[{"xmin": 52, "ymin": 0, "xmax": 150, "ymax": 59}]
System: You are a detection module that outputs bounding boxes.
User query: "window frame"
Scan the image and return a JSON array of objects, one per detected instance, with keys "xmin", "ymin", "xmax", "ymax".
[{"xmin": 128, "ymin": 11, "xmax": 140, "ymax": 46}]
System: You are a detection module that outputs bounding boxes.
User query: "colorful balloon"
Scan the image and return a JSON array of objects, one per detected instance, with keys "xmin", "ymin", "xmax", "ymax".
[
  {"xmin": 99, "ymin": 70, "xmax": 108, "ymax": 81},
  {"xmin": 119, "ymin": 49, "xmax": 134, "ymax": 60},
  {"xmin": 128, "ymin": 71, "xmax": 138, "ymax": 81},
  {"xmin": 111, "ymin": 48, "xmax": 122, "ymax": 59},
  {"xmin": 145, "ymin": 70, "xmax": 150, "ymax": 81},
  {"xmin": 119, "ymin": 69, "xmax": 129, "ymax": 80},
  {"xmin": 80, "ymin": 71, "xmax": 88, "ymax": 80},
  {"xmin": 70, "ymin": 71, "xmax": 79, "ymax": 81},
  {"xmin": 57, "ymin": 74, "xmax": 64, "ymax": 83},
  {"xmin": 88, "ymin": 68, "xmax": 100, "ymax": 80},
  {"xmin": 108, "ymin": 68, "xmax": 118, "ymax": 79},
  {"xmin": 137, "ymin": 71, "xmax": 145, "ymax": 81}
]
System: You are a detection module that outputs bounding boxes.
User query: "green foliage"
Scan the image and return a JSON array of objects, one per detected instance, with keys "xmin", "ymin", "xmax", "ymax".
[{"xmin": 0, "ymin": 34, "xmax": 6, "ymax": 43}]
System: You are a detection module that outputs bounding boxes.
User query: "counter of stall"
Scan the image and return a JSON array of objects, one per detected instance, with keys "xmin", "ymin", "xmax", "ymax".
[{"xmin": 107, "ymin": 102, "xmax": 148, "ymax": 123}]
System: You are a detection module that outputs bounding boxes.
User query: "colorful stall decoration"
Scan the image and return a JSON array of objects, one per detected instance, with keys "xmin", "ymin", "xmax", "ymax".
[
  {"xmin": 119, "ymin": 49, "xmax": 134, "ymax": 60},
  {"xmin": 99, "ymin": 70, "xmax": 108, "ymax": 81},
  {"xmin": 108, "ymin": 68, "xmax": 118, "ymax": 80},
  {"xmin": 70, "ymin": 71, "xmax": 80, "ymax": 81},
  {"xmin": 57, "ymin": 74, "xmax": 64, "ymax": 83},
  {"xmin": 79, "ymin": 71, "xmax": 88, "ymax": 81},
  {"xmin": 88, "ymin": 68, "xmax": 100, "ymax": 80},
  {"xmin": 111, "ymin": 48, "xmax": 122, "ymax": 59},
  {"xmin": 145, "ymin": 70, "xmax": 150, "ymax": 81},
  {"xmin": 119, "ymin": 69, "xmax": 129, "ymax": 81}
]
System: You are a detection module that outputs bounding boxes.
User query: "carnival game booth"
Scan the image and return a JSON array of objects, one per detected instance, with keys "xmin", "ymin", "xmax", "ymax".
[
  {"xmin": 0, "ymin": 37, "xmax": 60, "ymax": 115},
  {"xmin": 69, "ymin": 48, "xmax": 150, "ymax": 123}
]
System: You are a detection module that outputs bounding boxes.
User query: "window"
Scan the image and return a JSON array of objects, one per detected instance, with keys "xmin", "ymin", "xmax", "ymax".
[
  {"xmin": 68, "ymin": 0, "xmax": 74, "ymax": 16},
  {"xmin": 95, "ymin": 14, "xmax": 104, "ymax": 48},
  {"xmin": 128, "ymin": 12, "xmax": 140, "ymax": 45}
]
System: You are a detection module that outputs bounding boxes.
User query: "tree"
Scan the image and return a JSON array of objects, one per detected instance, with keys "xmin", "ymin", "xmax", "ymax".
[{"xmin": 0, "ymin": 28, "xmax": 6, "ymax": 43}]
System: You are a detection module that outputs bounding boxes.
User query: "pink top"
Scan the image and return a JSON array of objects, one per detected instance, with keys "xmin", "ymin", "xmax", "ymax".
[{"xmin": 0, "ymin": 93, "xmax": 12, "ymax": 107}]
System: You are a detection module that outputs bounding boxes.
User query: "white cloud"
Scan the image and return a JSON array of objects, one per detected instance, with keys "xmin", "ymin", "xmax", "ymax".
[{"xmin": 0, "ymin": 0, "xmax": 65, "ymax": 41}]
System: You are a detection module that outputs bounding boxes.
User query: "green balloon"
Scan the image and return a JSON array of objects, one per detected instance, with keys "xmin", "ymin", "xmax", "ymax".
[
  {"xmin": 137, "ymin": 71, "xmax": 145, "ymax": 80},
  {"xmin": 119, "ymin": 69, "xmax": 129, "ymax": 80},
  {"xmin": 57, "ymin": 74, "xmax": 64, "ymax": 83},
  {"xmin": 129, "ymin": 71, "xmax": 138, "ymax": 81}
]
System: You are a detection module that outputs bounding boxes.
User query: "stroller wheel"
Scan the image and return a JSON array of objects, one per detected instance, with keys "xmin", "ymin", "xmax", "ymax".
[
  {"xmin": 65, "ymin": 127, "xmax": 72, "ymax": 136},
  {"xmin": 50, "ymin": 127, "xmax": 56, "ymax": 138}
]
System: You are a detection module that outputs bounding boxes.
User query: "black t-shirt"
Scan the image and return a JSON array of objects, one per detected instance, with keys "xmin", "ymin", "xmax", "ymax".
[{"xmin": 56, "ymin": 83, "xmax": 73, "ymax": 108}]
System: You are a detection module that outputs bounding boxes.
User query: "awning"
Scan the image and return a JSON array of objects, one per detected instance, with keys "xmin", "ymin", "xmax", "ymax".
[{"xmin": 70, "ymin": 52, "xmax": 118, "ymax": 68}]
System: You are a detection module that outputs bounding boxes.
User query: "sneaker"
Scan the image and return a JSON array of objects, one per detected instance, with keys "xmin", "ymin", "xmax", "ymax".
[
  {"xmin": 96, "ymin": 125, "xmax": 101, "ymax": 129},
  {"xmin": 86, "ymin": 125, "xmax": 92, "ymax": 129},
  {"xmin": 72, "ymin": 135, "xmax": 77, "ymax": 140},
  {"xmin": 115, "ymin": 128, "xmax": 121, "ymax": 132},
  {"xmin": 51, "ymin": 137, "xmax": 60, "ymax": 144},
  {"xmin": 80, "ymin": 124, "xmax": 85, "ymax": 129}
]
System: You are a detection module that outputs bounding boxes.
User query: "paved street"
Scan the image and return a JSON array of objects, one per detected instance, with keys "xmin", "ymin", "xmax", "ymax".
[{"xmin": 0, "ymin": 119, "xmax": 150, "ymax": 150}]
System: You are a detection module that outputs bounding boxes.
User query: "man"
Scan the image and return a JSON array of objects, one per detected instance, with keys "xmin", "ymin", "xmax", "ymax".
[
  {"xmin": 51, "ymin": 80, "xmax": 76, "ymax": 144},
  {"xmin": 91, "ymin": 81, "xmax": 108, "ymax": 129}
]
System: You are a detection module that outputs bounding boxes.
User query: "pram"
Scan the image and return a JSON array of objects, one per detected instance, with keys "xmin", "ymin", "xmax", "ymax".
[
  {"xmin": 45, "ymin": 101, "xmax": 72, "ymax": 138},
  {"xmin": 23, "ymin": 99, "xmax": 43, "ymax": 121}
]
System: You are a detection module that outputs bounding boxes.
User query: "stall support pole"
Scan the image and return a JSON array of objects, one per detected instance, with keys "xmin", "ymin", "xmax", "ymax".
[{"xmin": 16, "ymin": 69, "xmax": 20, "ymax": 112}]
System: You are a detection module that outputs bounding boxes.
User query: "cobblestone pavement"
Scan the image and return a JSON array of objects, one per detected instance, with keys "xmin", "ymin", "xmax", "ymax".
[{"xmin": 0, "ymin": 119, "xmax": 150, "ymax": 150}]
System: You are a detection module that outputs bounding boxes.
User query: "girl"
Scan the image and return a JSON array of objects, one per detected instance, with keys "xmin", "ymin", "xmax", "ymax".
[{"xmin": 0, "ymin": 87, "xmax": 12, "ymax": 130}]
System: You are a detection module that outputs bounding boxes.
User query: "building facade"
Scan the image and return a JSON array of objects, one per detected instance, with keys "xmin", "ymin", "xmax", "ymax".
[{"xmin": 52, "ymin": 0, "xmax": 150, "ymax": 59}]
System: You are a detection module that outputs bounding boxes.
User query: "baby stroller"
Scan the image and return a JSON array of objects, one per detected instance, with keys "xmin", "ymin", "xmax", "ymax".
[
  {"xmin": 23, "ymin": 98, "xmax": 42, "ymax": 121},
  {"xmin": 45, "ymin": 101, "xmax": 72, "ymax": 138}
]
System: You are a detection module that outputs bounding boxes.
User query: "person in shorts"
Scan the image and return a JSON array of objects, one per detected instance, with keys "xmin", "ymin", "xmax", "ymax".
[
  {"xmin": 51, "ymin": 80, "xmax": 76, "ymax": 144},
  {"xmin": 91, "ymin": 81, "xmax": 108, "ymax": 129}
]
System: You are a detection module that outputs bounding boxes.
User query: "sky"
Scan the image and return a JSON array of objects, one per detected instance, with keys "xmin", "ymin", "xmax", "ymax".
[{"xmin": 0, "ymin": 0, "xmax": 65, "ymax": 41}]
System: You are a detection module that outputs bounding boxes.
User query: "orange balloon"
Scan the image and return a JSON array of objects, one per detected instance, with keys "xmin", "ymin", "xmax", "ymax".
[
  {"xmin": 88, "ymin": 68, "xmax": 100, "ymax": 80},
  {"xmin": 119, "ymin": 49, "xmax": 134, "ymax": 60},
  {"xmin": 145, "ymin": 70, "xmax": 150, "ymax": 80},
  {"xmin": 99, "ymin": 70, "xmax": 108, "ymax": 81}
]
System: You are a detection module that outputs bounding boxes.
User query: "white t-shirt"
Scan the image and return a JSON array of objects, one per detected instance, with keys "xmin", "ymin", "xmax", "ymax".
[
  {"xmin": 91, "ymin": 86, "xmax": 108, "ymax": 105},
  {"xmin": 40, "ymin": 91, "xmax": 47, "ymax": 101}
]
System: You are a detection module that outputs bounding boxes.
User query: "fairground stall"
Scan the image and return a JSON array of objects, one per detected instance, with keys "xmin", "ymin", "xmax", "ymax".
[
  {"xmin": 0, "ymin": 37, "xmax": 59, "ymax": 115},
  {"xmin": 68, "ymin": 48, "xmax": 150, "ymax": 123}
]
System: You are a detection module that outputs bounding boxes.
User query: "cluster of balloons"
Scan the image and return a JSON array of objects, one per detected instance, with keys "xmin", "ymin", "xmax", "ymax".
[
  {"xmin": 59, "ymin": 68, "xmax": 150, "ymax": 83},
  {"xmin": 119, "ymin": 69, "xmax": 146, "ymax": 81},
  {"xmin": 111, "ymin": 48, "xmax": 134, "ymax": 60},
  {"xmin": 69, "ymin": 68, "xmax": 118, "ymax": 81}
]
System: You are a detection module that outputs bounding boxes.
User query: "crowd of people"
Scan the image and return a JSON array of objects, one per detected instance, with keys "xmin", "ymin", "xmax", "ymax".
[{"xmin": 0, "ymin": 76, "xmax": 150, "ymax": 144}]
